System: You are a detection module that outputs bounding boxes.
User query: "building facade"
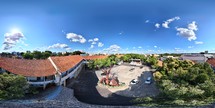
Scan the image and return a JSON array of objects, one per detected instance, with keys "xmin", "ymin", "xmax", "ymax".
[{"xmin": 0, "ymin": 55, "xmax": 105, "ymax": 89}]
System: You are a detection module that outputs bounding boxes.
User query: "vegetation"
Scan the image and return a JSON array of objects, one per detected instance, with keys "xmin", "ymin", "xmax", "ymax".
[
  {"xmin": 136, "ymin": 58, "xmax": 215, "ymax": 106},
  {"xmin": 145, "ymin": 56, "xmax": 158, "ymax": 69},
  {"xmin": 88, "ymin": 54, "xmax": 159, "ymax": 70},
  {"xmin": 120, "ymin": 53, "xmax": 146, "ymax": 62},
  {"xmin": 120, "ymin": 54, "xmax": 158, "ymax": 68},
  {"xmin": 88, "ymin": 55, "xmax": 120, "ymax": 69},
  {"xmin": 21, "ymin": 50, "xmax": 86, "ymax": 59},
  {"xmin": 0, "ymin": 73, "xmax": 28, "ymax": 100},
  {"xmin": 160, "ymin": 53, "xmax": 182, "ymax": 57}
]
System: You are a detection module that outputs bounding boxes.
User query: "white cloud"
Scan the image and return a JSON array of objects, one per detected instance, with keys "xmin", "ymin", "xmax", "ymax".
[
  {"xmin": 103, "ymin": 44, "xmax": 121, "ymax": 53},
  {"xmin": 119, "ymin": 31, "xmax": 124, "ymax": 35},
  {"xmin": 188, "ymin": 21, "xmax": 198, "ymax": 31},
  {"xmin": 66, "ymin": 33, "xmax": 86, "ymax": 43},
  {"xmin": 93, "ymin": 38, "xmax": 99, "ymax": 41},
  {"xmin": 48, "ymin": 43, "xmax": 69, "ymax": 49},
  {"xmin": 176, "ymin": 28, "xmax": 197, "ymax": 41},
  {"xmin": 65, "ymin": 47, "xmax": 72, "ymax": 51},
  {"xmin": 3, "ymin": 30, "xmax": 25, "ymax": 50},
  {"xmin": 195, "ymin": 41, "xmax": 203, "ymax": 44},
  {"xmin": 162, "ymin": 16, "xmax": 180, "ymax": 28},
  {"xmin": 138, "ymin": 46, "xmax": 142, "ymax": 49},
  {"xmin": 154, "ymin": 46, "xmax": 157, "ymax": 48},
  {"xmin": 145, "ymin": 20, "xmax": 149, "ymax": 23},
  {"xmin": 155, "ymin": 23, "xmax": 160, "ymax": 28},
  {"xmin": 88, "ymin": 38, "xmax": 99, "ymax": 44},
  {"xmin": 88, "ymin": 37, "xmax": 103, "ymax": 48},
  {"xmin": 188, "ymin": 46, "xmax": 194, "ymax": 48},
  {"xmin": 98, "ymin": 42, "xmax": 104, "ymax": 47},
  {"xmin": 176, "ymin": 21, "xmax": 198, "ymax": 41},
  {"xmin": 91, "ymin": 41, "xmax": 97, "ymax": 45},
  {"xmin": 90, "ymin": 44, "xmax": 94, "ymax": 49},
  {"xmin": 88, "ymin": 39, "xmax": 93, "ymax": 42}
]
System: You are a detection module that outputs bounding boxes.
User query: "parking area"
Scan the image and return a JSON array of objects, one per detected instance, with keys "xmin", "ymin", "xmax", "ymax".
[
  {"xmin": 95, "ymin": 65, "xmax": 160, "ymax": 97},
  {"xmin": 115, "ymin": 71, "xmax": 160, "ymax": 97}
]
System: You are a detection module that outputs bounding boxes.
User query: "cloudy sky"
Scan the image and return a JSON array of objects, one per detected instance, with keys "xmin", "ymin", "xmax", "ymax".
[{"xmin": 0, "ymin": 0, "xmax": 215, "ymax": 54}]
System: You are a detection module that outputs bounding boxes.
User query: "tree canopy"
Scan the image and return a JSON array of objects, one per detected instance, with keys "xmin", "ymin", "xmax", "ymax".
[
  {"xmin": 22, "ymin": 50, "xmax": 86, "ymax": 59},
  {"xmin": 0, "ymin": 73, "xmax": 28, "ymax": 100},
  {"xmin": 153, "ymin": 58, "xmax": 215, "ymax": 106},
  {"xmin": 88, "ymin": 55, "xmax": 120, "ymax": 69}
]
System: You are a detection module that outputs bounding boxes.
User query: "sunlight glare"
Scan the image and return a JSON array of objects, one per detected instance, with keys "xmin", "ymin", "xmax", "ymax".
[{"xmin": 11, "ymin": 28, "xmax": 21, "ymax": 34}]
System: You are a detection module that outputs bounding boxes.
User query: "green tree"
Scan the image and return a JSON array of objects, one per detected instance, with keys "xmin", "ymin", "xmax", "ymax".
[
  {"xmin": 153, "ymin": 71, "xmax": 163, "ymax": 81},
  {"xmin": 72, "ymin": 51, "xmax": 86, "ymax": 55},
  {"xmin": 199, "ymin": 80, "xmax": 215, "ymax": 97},
  {"xmin": 87, "ymin": 60, "xmax": 95, "ymax": 69},
  {"xmin": 23, "ymin": 52, "xmax": 33, "ymax": 59},
  {"xmin": 42, "ymin": 51, "xmax": 51, "ymax": 59},
  {"xmin": 32, "ymin": 51, "xmax": 42, "ymax": 59},
  {"xmin": 0, "ymin": 73, "xmax": 28, "ymax": 100},
  {"xmin": 195, "ymin": 73, "xmax": 209, "ymax": 84}
]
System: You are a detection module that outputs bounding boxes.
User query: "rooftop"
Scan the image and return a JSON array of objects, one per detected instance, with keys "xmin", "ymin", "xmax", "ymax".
[
  {"xmin": 50, "ymin": 55, "xmax": 84, "ymax": 73},
  {"xmin": 0, "ymin": 55, "xmax": 110, "ymax": 77},
  {"xmin": 0, "ymin": 57, "xmax": 56, "ymax": 77},
  {"xmin": 207, "ymin": 58, "xmax": 215, "ymax": 67}
]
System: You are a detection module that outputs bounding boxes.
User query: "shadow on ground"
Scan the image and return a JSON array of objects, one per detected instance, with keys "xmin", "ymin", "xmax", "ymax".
[
  {"xmin": 67, "ymin": 68, "xmax": 136, "ymax": 106},
  {"xmin": 115, "ymin": 71, "xmax": 160, "ymax": 97}
]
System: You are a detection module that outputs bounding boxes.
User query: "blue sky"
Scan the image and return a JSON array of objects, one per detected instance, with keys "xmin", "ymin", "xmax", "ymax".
[{"xmin": 0, "ymin": 0, "xmax": 215, "ymax": 54}]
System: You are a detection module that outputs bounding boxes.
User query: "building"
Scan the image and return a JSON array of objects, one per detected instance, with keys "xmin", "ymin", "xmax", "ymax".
[
  {"xmin": 207, "ymin": 58, "xmax": 215, "ymax": 71},
  {"xmin": 0, "ymin": 57, "xmax": 57, "ymax": 89},
  {"xmin": 160, "ymin": 56, "xmax": 179, "ymax": 61},
  {"xmin": 181, "ymin": 54, "xmax": 214, "ymax": 63},
  {"xmin": 0, "ymin": 56, "xmax": 86, "ymax": 88},
  {"xmin": 82, "ymin": 55, "xmax": 108, "ymax": 61},
  {"xmin": 0, "ymin": 55, "xmax": 107, "ymax": 89},
  {"xmin": 130, "ymin": 59, "xmax": 142, "ymax": 66}
]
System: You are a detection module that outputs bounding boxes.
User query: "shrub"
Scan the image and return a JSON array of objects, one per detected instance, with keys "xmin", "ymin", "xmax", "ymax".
[{"xmin": 172, "ymin": 99, "xmax": 185, "ymax": 105}]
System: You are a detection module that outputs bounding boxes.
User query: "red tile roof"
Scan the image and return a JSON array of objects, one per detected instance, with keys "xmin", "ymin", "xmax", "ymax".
[
  {"xmin": 207, "ymin": 58, "xmax": 215, "ymax": 67},
  {"xmin": 50, "ymin": 55, "xmax": 84, "ymax": 73},
  {"xmin": 0, "ymin": 57, "xmax": 56, "ymax": 77},
  {"xmin": 83, "ymin": 55, "xmax": 108, "ymax": 60}
]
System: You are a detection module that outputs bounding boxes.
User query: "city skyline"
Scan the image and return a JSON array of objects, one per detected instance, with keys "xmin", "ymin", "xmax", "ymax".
[{"xmin": 0, "ymin": 0, "xmax": 215, "ymax": 54}]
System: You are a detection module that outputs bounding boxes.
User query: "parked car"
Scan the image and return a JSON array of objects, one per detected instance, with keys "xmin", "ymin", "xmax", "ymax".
[
  {"xmin": 145, "ymin": 77, "xmax": 152, "ymax": 84},
  {"xmin": 129, "ymin": 67, "xmax": 135, "ymax": 71},
  {"xmin": 130, "ymin": 79, "xmax": 139, "ymax": 85}
]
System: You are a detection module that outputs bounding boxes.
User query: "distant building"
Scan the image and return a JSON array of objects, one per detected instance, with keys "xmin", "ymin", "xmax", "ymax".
[
  {"xmin": 80, "ymin": 54, "xmax": 89, "ymax": 56},
  {"xmin": 181, "ymin": 53, "xmax": 214, "ymax": 63},
  {"xmin": 130, "ymin": 59, "xmax": 142, "ymax": 66},
  {"xmin": 160, "ymin": 56, "xmax": 179, "ymax": 61}
]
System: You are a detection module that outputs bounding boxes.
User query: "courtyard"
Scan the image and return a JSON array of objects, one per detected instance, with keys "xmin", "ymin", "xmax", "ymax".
[
  {"xmin": 95, "ymin": 64, "xmax": 160, "ymax": 97},
  {"xmin": 69, "ymin": 64, "xmax": 160, "ymax": 105}
]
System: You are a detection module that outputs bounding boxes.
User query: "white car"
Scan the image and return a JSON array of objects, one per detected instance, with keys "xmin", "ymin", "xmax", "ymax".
[
  {"xmin": 130, "ymin": 79, "xmax": 139, "ymax": 85},
  {"xmin": 145, "ymin": 77, "xmax": 152, "ymax": 84}
]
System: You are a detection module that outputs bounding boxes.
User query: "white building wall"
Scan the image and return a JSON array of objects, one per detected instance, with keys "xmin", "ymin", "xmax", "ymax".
[
  {"xmin": 27, "ymin": 77, "xmax": 37, "ymax": 81},
  {"xmin": 60, "ymin": 61, "xmax": 85, "ymax": 85}
]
